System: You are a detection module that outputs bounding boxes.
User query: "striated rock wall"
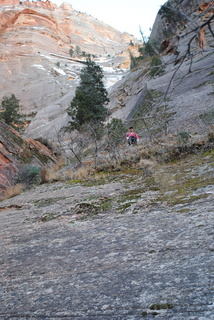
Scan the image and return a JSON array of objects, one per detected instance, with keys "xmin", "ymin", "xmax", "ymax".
[
  {"xmin": 0, "ymin": 0, "xmax": 141, "ymax": 143},
  {"xmin": 150, "ymin": 0, "xmax": 208, "ymax": 42},
  {"xmin": 108, "ymin": 0, "xmax": 214, "ymax": 134},
  {"xmin": 0, "ymin": 120, "xmax": 57, "ymax": 199},
  {"xmin": 0, "ymin": 0, "xmax": 56, "ymax": 8},
  {"xmin": 0, "ymin": 0, "xmax": 140, "ymax": 111}
]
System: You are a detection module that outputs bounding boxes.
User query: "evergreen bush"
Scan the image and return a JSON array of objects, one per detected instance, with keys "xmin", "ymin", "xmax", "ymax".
[
  {"xmin": 66, "ymin": 58, "xmax": 109, "ymax": 130},
  {"xmin": 17, "ymin": 165, "xmax": 41, "ymax": 187},
  {"xmin": 107, "ymin": 118, "xmax": 126, "ymax": 147},
  {"xmin": 0, "ymin": 94, "xmax": 22, "ymax": 126},
  {"xmin": 149, "ymin": 57, "xmax": 165, "ymax": 77},
  {"xmin": 177, "ymin": 131, "xmax": 191, "ymax": 144}
]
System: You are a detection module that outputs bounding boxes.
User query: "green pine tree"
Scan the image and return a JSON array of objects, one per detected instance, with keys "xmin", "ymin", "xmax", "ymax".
[
  {"xmin": 67, "ymin": 59, "xmax": 109, "ymax": 130},
  {"xmin": 0, "ymin": 94, "xmax": 22, "ymax": 126}
]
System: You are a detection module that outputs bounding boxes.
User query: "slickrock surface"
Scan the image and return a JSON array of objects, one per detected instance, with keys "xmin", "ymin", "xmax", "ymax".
[{"xmin": 0, "ymin": 152, "xmax": 213, "ymax": 319}]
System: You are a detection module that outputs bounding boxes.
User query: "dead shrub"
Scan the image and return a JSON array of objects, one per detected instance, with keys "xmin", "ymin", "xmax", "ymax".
[
  {"xmin": 40, "ymin": 167, "xmax": 59, "ymax": 183},
  {"xmin": 62, "ymin": 165, "xmax": 96, "ymax": 181},
  {"xmin": 137, "ymin": 158, "xmax": 156, "ymax": 171},
  {"xmin": 52, "ymin": 157, "xmax": 66, "ymax": 171},
  {"xmin": 3, "ymin": 184, "xmax": 24, "ymax": 200},
  {"xmin": 208, "ymin": 126, "xmax": 214, "ymax": 142},
  {"xmin": 76, "ymin": 166, "xmax": 96, "ymax": 180}
]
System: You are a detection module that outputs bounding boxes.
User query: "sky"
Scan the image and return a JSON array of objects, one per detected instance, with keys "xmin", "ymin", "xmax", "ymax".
[{"xmin": 51, "ymin": 0, "xmax": 166, "ymax": 39}]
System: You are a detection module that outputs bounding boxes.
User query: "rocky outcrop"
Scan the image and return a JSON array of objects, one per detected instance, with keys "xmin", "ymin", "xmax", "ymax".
[
  {"xmin": 150, "ymin": 0, "xmax": 207, "ymax": 42},
  {"xmin": 108, "ymin": 0, "xmax": 214, "ymax": 135},
  {"xmin": 0, "ymin": 0, "xmax": 56, "ymax": 8},
  {"xmin": 0, "ymin": 120, "xmax": 57, "ymax": 199},
  {"xmin": 149, "ymin": 1, "xmax": 214, "ymax": 54},
  {"xmin": 0, "ymin": 0, "xmax": 140, "ymax": 113},
  {"xmin": 0, "ymin": 0, "xmax": 141, "ymax": 144}
]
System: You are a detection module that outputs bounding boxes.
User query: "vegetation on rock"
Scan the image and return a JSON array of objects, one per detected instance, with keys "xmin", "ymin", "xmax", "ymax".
[
  {"xmin": 66, "ymin": 59, "xmax": 109, "ymax": 130},
  {"xmin": 0, "ymin": 94, "xmax": 23, "ymax": 128},
  {"xmin": 158, "ymin": 2, "xmax": 184, "ymax": 26}
]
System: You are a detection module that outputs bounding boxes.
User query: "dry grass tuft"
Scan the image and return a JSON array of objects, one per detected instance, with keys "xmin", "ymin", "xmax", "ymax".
[
  {"xmin": 208, "ymin": 126, "xmax": 214, "ymax": 142},
  {"xmin": 52, "ymin": 157, "xmax": 66, "ymax": 171},
  {"xmin": 137, "ymin": 158, "xmax": 156, "ymax": 171},
  {"xmin": 40, "ymin": 167, "xmax": 59, "ymax": 183},
  {"xmin": 3, "ymin": 184, "xmax": 24, "ymax": 200},
  {"xmin": 62, "ymin": 165, "xmax": 96, "ymax": 181}
]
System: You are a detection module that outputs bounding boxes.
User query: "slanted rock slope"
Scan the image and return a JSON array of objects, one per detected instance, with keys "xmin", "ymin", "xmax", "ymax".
[
  {"xmin": 108, "ymin": 0, "xmax": 214, "ymax": 135},
  {"xmin": 0, "ymin": 149, "xmax": 213, "ymax": 319}
]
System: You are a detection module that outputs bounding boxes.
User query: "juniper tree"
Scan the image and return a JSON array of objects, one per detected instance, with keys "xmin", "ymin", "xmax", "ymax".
[
  {"xmin": 0, "ymin": 94, "xmax": 22, "ymax": 126},
  {"xmin": 67, "ymin": 58, "xmax": 109, "ymax": 130}
]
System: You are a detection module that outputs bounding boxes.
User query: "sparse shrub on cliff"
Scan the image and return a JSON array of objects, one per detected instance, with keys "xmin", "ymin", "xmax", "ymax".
[
  {"xmin": 35, "ymin": 137, "xmax": 57, "ymax": 154},
  {"xmin": 199, "ymin": 108, "xmax": 214, "ymax": 125},
  {"xmin": 107, "ymin": 118, "xmax": 126, "ymax": 147},
  {"xmin": 177, "ymin": 131, "xmax": 191, "ymax": 144},
  {"xmin": 75, "ymin": 46, "xmax": 81, "ymax": 56},
  {"xmin": 158, "ymin": 2, "xmax": 183, "ymax": 27},
  {"xmin": 62, "ymin": 165, "xmax": 95, "ymax": 181},
  {"xmin": 149, "ymin": 56, "xmax": 165, "ymax": 77},
  {"xmin": 208, "ymin": 126, "xmax": 214, "ymax": 142},
  {"xmin": 69, "ymin": 48, "xmax": 74, "ymax": 57},
  {"xmin": 140, "ymin": 39, "xmax": 160, "ymax": 58},
  {"xmin": 40, "ymin": 167, "xmax": 57, "ymax": 183},
  {"xmin": 40, "ymin": 167, "xmax": 49, "ymax": 184},
  {"xmin": 129, "ymin": 52, "xmax": 138, "ymax": 70},
  {"xmin": 130, "ymin": 38, "xmax": 160, "ymax": 70},
  {"xmin": 17, "ymin": 164, "xmax": 41, "ymax": 188},
  {"xmin": 105, "ymin": 118, "xmax": 127, "ymax": 164}
]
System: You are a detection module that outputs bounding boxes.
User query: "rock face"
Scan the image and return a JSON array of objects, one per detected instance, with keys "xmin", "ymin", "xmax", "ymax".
[
  {"xmin": 0, "ymin": 120, "xmax": 57, "ymax": 199},
  {"xmin": 0, "ymin": 0, "xmax": 140, "ymax": 140},
  {"xmin": 108, "ymin": 43, "xmax": 213, "ymax": 135},
  {"xmin": 150, "ymin": 0, "xmax": 211, "ymax": 41},
  {"xmin": 108, "ymin": 0, "xmax": 214, "ymax": 135}
]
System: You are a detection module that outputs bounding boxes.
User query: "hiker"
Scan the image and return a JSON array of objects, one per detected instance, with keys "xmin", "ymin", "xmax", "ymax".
[{"xmin": 126, "ymin": 127, "xmax": 139, "ymax": 145}]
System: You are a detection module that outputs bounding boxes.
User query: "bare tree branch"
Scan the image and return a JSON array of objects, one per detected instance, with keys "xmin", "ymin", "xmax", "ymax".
[
  {"xmin": 179, "ymin": 13, "xmax": 214, "ymax": 38},
  {"xmin": 162, "ymin": 12, "xmax": 214, "ymax": 99}
]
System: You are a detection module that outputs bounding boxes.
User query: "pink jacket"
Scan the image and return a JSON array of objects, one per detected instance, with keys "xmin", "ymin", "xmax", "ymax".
[{"xmin": 126, "ymin": 132, "xmax": 139, "ymax": 139}]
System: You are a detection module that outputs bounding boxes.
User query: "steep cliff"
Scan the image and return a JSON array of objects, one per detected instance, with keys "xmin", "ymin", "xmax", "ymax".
[
  {"xmin": 0, "ymin": 0, "xmax": 140, "ymax": 132},
  {"xmin": 108, "ymin": 0, "xmax": 214, "ymax": 135},
  {"xmin": 150, "ymin": 0, "xmax": 211, "ymax": 42}
]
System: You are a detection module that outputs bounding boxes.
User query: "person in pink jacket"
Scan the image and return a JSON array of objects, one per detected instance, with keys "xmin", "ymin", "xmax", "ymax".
[{"xmin": 126, "ymin": 127, "xmax": 139, "ymax": 145}]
